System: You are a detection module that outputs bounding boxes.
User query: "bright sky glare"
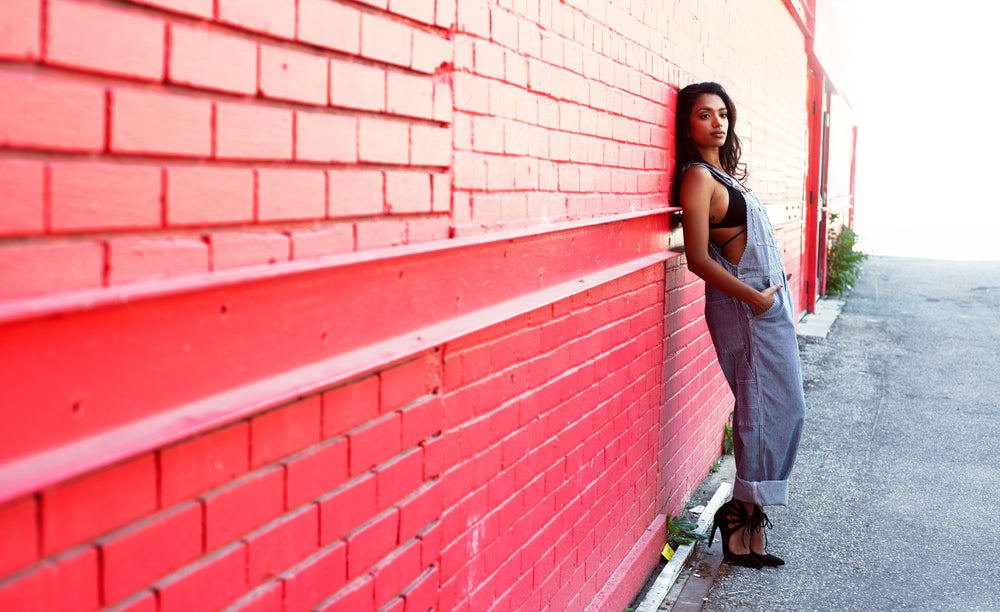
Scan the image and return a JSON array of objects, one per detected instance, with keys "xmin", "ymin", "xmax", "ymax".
[{"xmin": 832, "ymin": 0, "xmax": 1000, "ymax": 260}]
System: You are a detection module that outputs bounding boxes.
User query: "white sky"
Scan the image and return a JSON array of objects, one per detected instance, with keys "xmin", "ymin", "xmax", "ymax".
[{"xmin": 832, "ymin": 0, "xmax": 1000, "ymax": 260}]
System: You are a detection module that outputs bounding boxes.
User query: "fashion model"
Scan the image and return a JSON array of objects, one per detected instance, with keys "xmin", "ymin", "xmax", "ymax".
[{"xmin": 675, "ymin": 82, "xmax": 806, "ymax": 568}]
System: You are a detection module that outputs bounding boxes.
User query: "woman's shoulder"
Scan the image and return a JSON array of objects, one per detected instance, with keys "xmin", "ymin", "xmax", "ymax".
[{"xmin": 679, "ymin": 163, "xmax": 716, "ymax": 186}]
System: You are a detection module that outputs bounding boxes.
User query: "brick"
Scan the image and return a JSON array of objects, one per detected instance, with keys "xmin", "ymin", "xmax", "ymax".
[
  {"xmin": 50, "ymin": 163, "xmax": 162, "ymax": 231},
  {"xmin": 375, "ymin": 448, "xmax": 423, "ymax": 511},
  {"xmin": 452, "ymin": 73, "xmax": 488, "ymax": 114},
  {"xmin": 346, "ymin": 509, "xmax": 398, "ymax": 579},
  {"xmin": 47, "ymin": 0, "xmax": 164, "ymax": 80},
  {"xmin": 156, "ymin": 543, "xmax": 247, "ymax": 612},
  {"xmin": 202, "ymin": 467, "xmax": 284, "ymax": 551},
  {"xmin": 348, "ymin": 413, "xmax": 402, "ymax": 475},
  {"xmin": 431, "ymin": 173, "xmax": 450, "ymax": 213},
  {"xmin": 411, "ymin": 29, "xmax": 449, "ymax": 74},
  {"xmin": 373, "ymin": 539, "xmax": 421, "ymax": 608},
  {"xmin": 289, "ymin": 225, "xmax": 355, "ymax": 259},
  {"xmin": 360, "ymin": 13, "xmax": 411, "ymax": 67},
  {"xmin": 41, "ymin": 455, "xmax": 156, "ymax": 556},
  {"xmin": 0, "ymin": 496, "xmax": 37, "ymax": 577},
  {"xmin": 286, "ymin": 438, "xmax": 349, "ymax": 509},
  {"xmin": 259, "ymin": 45, "xmax": 328, "ymax": 105},
  {"xmin": 359, "ymin": 118, "xmax": 409, "ymax": 165},
  {"xmin": 315, "ymin": 576, "xmax": 374, "ymax": 612},
  {"xmin": 160, "ymin": 423, "xmax": 250, "ymax": 508},
  {"xmin": 245, "ymin": 505, "xmax": 319, "ymax": 585},
  {"xmin": 168, "ymin": 24, "xmax": 257, "ymax": 95},
  {"xmin": 398, "ymin": 481, "xmax": 441, "ymax": 543},
  {"xmin": 257, "ymin": 169, "xmax": 327, "ymax": 222},
  {"xmin": 452, "ymin": 153, "xmax": 486, "ymax": 190},
  {"xmin": 0, "ymin": 547, "xmax": 99, "ymax": 612},
  {"xmin": 387, "ymin": 0, "xmax": 434, "ymax": 23},
  {"xmin": 0, "ymin": 70, "xmax": 104, "ymax": 152},
  {"xmin": 386, "ymin": 72, "xmax": 433, "ymax": 119},
  {"xmin": 130, "ymin": 0, "xmax": 213, "ymax": 18},
  {"xmin": 416, "ymin": 521, "xmax": 440, "ymax": 569},
  {"xmin": 217, "ymin": 0, "xmax": 295, "ymax": 39},
  {"xmin": 165, "ymin": 166, "xmax": 255, "ymax": 226},
  {"xmin": 473, "ymin": 39, "xmax": 504, "ymax": 80},
  {"xmin": 100, "ymin": 502, "xmax": 203, "ymax": 605},
  {"xmin": 209, "ymin": 231, "xmax": 290, "ymax": 270},
  {"xmin": 111, "ymin": 89, "xmax": 212, "ymax": 157},
  {"xmin": 355, "ymin": 217, "xmax": 407, "ymax": 249},
  {"xmin": 223, "ymin": 583, "xmax": 283, "ymax": 612},
  {"xmin": 106, "ymin": 591, "xmax": 157, "ymax": 612},
  {"xmin": 0, "ymin": 241, "xmax": 103, "ymax": 299},
  {"xmin": 281, "ymin": 543, "xmax": 347, "ymax": 612},
  {"xmin": 322, "ymin": 376, "xmax": 379, "ymax": 438},
  {"xmin": 298, "ymin": 0, "xmax": 361, "ymax": 54},
  {"xmin": 0, "ymin": 160, "xmax": 44, "ymax": 235},
  {"xmin": 403, "ymin": 567, "xmax": 437, "ymax": 612},
  {"xmin": 405, "ymin": 216, "xmax": 449, "ymax": 243},
  {"xmin": 250, "ymin": 396, "xmax": 322, "ymax": 469},
  {"xmin": 401, "ymin": 397, "xmax": 443, "ymax": 449},
  {"xmin": 318, "ymin": 474, "xmax": 376, "ymax": 545},
  {"xmin": 215, "ymin": 103, "xmax": 293, "ymax": 160},
  {"xmin": 295, "ymin": 111, "xmax": 357, "ymax": 163},
  {"xmin": 433, "ymin": 82, "xmax": 453, "ymax": 123},
  {"xmin": 0, "ymin": 0, "xmax": 40, "ymax": 58},
  {"xmin": 329, "ymin": 59, "xmax": 385, "ymax": 111},
  {"xmin": 385, "ymin": 172, "xmax": 432, "ymax": 215},
  {"xmin": 456, "ymin": 0, "xmax": 490, "ymax": 37},
  {"xmin": 327, "ymin": 170, "xmax": 384, "ymax": 218},
  {"xmin": 107, "ymin": 237, "xmax": 209, "ymax": 284},
  {"xmin": 436, "ymin": 0, "xmax": 457, "ymax": 29},
  {"xmin": 411, "ymin": 124, "xmax": 451, "ymax": 167}
]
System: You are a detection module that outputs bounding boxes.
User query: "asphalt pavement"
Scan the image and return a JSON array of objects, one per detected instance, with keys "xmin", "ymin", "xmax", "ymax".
[{"xmin": 681, "ymin": 255, "xmax": 1000, "ymax": 611}]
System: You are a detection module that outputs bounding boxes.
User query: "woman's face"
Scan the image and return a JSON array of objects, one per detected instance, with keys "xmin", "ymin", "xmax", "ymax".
[{"xmin": 688, "ymin": 93, "xmax": 728, "ymax": 149}]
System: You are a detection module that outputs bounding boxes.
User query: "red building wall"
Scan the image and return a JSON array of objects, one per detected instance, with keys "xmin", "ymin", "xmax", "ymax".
[{"xmin": 0, "ymin": 1, "xmax": 842, "ymax": 611}]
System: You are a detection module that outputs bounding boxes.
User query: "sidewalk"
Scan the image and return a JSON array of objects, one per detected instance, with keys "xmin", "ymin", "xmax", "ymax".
[{"xmin": 658, "ymin": 256, "xmax": 1000, "ymax": 611}]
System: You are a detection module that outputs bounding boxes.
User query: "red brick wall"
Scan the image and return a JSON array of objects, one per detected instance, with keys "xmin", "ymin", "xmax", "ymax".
[{"xmin": 0, "ymin": 1, "xmax": 828, "ymax": 610}]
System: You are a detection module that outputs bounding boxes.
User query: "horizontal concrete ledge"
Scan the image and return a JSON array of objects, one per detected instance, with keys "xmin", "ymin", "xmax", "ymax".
[
  {"xmin": 0, "ymin": 212, "xmax": 680, "ymax": 503},
  {"xmin": 0, "ymin": 208, "xmax": 678, "ymax": 326}
]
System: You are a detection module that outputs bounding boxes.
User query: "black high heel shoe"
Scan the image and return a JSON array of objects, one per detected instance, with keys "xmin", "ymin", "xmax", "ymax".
[
  {"xmin": 709, "ymin": 500, "xmax": 763, "ymax": 569},
  {"xmin": 748, "ymin": 506, "xmax": 785, "ymax": 566}
]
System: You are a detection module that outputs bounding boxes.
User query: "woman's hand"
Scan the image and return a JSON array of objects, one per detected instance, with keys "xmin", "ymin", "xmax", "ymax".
[{"xmin": 752, "ymin": 285, "xmax": 782, "ymax": 315}]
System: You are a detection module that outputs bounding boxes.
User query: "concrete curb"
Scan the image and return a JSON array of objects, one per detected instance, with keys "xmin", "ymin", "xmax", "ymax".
[{"xmin": 633, "ymin": 483, "xmax": 732, "ymax": 612}]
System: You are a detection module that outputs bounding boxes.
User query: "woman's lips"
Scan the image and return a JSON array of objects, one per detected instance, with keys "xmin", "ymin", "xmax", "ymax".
[{"xmin": 711, "ymin": 131, "xmax": 726, "ymax": 138}]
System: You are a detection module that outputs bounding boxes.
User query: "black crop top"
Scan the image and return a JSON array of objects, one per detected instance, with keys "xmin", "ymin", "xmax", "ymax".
[{"xmin": 708, "ymin": 181, "xmax": 747, "ymax": 228}]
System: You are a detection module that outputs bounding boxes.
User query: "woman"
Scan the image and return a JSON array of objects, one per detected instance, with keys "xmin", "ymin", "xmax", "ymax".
[{"xmin": 675, "ymin": 82, "xmax": 806, "ymax": 568}]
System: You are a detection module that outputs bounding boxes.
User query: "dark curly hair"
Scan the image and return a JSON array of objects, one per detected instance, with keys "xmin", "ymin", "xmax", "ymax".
[{"xmin": 674, "ymin": 82, "xmax": 746, "ymax": 182}]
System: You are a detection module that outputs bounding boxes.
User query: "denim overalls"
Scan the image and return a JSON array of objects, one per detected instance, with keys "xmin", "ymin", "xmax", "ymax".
[{"xmin": 685, "ymin": 163, "xmax": 806, "ymax": 507}]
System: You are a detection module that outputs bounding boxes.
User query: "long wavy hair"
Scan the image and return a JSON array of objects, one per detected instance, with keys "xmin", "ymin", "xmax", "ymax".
[{"xmin": 674, "ymin": 82, "xmax": 746, "ymax": 183}]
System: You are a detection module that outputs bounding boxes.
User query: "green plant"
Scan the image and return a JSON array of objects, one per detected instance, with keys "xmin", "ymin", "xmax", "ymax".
[
  {"xmin": 667, "ymin": 513, "xmax": 708, "ymax": 548},
  {"xmin": 825, "ymin": 214, "xmax": 868, "ymax": 296},
  {"xmin": 710, "ymin": 460, "xmax": 721, "ymax": 473},
  {"xmin": 722, "ymin": 412, "xmax": 733, "ymax": 455}
]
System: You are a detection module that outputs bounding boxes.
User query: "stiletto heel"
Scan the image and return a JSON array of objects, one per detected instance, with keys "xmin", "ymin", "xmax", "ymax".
[
  {"xmin": 711, "ymin": 500, "xmax": 763, "ymax": 569},
  {"xmin": 749, "ymin": 506, "xmax": 785, "ymax": 566}
]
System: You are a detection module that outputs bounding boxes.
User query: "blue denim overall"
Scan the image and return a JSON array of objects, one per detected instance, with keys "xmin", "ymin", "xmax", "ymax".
[{"xmin": 685, "ymin": 163, "xmax": 806, "ymax": 507}]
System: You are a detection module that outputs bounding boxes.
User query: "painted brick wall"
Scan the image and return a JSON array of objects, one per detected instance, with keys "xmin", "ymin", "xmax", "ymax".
[
  {"xmin": 0, "ymin": 0, "xmax": 834, "ymax": 611},
  {"xmin": 0, "ymin": 0, "xmax": 452, "ymax": 300}
]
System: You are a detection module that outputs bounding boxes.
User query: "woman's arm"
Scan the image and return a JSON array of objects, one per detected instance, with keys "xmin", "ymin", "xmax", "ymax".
[{"xmin": 679, "ymin": 166, "xmax": 779, "ymax": 315}]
